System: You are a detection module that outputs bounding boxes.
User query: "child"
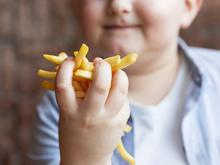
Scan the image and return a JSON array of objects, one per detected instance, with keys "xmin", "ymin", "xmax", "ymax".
[{"xmin": 29, "ymin": 0, "xmax": 220, "ymax": 164}]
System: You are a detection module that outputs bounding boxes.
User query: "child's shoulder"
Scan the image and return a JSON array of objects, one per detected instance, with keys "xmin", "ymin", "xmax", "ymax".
[
  {"xmin": 187, "ymin": 47, "xmax": 220, "ymax": 87},
  {"xmin": 189, "ymin": 47, "xmax": 220, "ymax": 64}
]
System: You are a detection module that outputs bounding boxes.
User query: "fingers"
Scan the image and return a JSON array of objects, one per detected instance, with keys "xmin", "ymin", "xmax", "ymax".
[
  {"xmin": 55, "ymin": 58, "xmax": 77, "ymax": 116},
  {"xmin": 81, "ymin": 58, "xmax": 112, "ymax": 115},
  {"xmin": 55, "ymin": 57, "xmax": 128, "ymax": 119},
  {"xmin": 105, "ymin": 70, "xmax": 129, "ymax": 116}
]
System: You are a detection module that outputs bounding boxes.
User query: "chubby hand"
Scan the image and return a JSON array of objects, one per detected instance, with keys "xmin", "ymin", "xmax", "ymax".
[{"xmin": 55, "ymin": 57, "xmax": 130, "ymax": 165}]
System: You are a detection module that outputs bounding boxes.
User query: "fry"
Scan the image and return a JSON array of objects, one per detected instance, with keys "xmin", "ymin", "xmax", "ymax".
[
  {"xmin": 41, "ymin": 80, "xmax": 55, "ymax": 90},
  {"xmin": 43, "ymin": 54, "xmax": 67, "ymax": 65},
  {"xmin": 117, "ymin": 141, "xmax": 135, "ymax": 165},
  {"xmin": 58, "ymin": 52, "xmax": 68, "ymax": 58},
  {"xmin": 72, "ymin": 80, "xmax": 84, "ymax": 91},
  {"xmin": 80, "ymin": 59, "xmax": 94, "ymax": 71},
  {"xmin": 74, "ymin": 51, "xmax": 94, "ymax": 71},
  {"xmin": 80, "ymin": 81, "xmax": 89, "ymax": 91},
  {"xmin": 73, "ymin": 51, "xmax": 78, "ymax": 56},
  {"xmin": 73, "ymin": 76, "xmax": 87, "ymax": 82},
  {"xmin": 112, "ymin": 53, "xmax": 138, "ymax": 71},
  {"xmin": 104, "ymin": 55, "xmax": 120, "ymax": 68},
  {"xmin": 75, "ymin": 44, "xmax": 89, "ymax": 69},
  {"xmin": 124, "ymin": 124, "xmax": 132, "ymax": 133},
  {"xmin": 76, "ymin": 91, "xmax": 86, "ymax": 98},
  {"xmin": 37, "ymin": 69, "xmax": 57, "ymax": 79},
  {"xmin": 74, "ymin": 69, "xmax": 93, "ymax": 80}
]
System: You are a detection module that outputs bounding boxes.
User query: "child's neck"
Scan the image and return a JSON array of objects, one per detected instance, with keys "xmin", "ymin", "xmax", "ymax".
[{"xmin": 128, "ymin": 52, "xmax": 181, "ymax": 106}]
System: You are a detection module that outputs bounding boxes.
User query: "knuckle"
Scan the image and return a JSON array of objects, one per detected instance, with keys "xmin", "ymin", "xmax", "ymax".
[
  {"xmin": 118, "ymin": 71, "xmax": 128, "ymax": 95},
  {"xmin": 113, "ymin": 115, "xmax": 127, "ymax": 132},
  {"xmin": 80, "ymin": 116, "xmax": 95, "ymax": 129},
  {"xmin": 56, "ymin": 82, "xmax": 68, "ymax": 93},
  {"xmin": 92, "ymin": 60, "xmax": 111, "ymax": 95},
  {"xmin": 119, "ymin": 85, "xmax": 128, "ymax": 96},
  {"xmin": 93, "ymin": 82, "xmax": 109, "ymax": 94}
]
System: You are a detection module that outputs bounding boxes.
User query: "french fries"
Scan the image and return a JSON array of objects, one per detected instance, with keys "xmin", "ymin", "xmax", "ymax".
[
  {"xmin": 41, "ymin": 80, "xmax": 55, "ymax": 90},
  {"xmin": 112, "ymin": 53, "xmax": 138, "ymax": 71},
  {"xmin": 37, "ymin": 69, "xmax": 57, "ymax": 79},
  {"xmin": 80, "ymin": 58, "xmax": 94, "ymax": 71},
  {"xmin": 117, "ymin": 140, "xmax": 135, "ymax": 165},
  {"xmin": 104, "ymin": 55, "xmax": 120, "ymax": 68},
  {"xmin": 43, "ymin": 53, "xmax": 68, "ymax": 65},
  {"xmin": 124, "ymin": 124, "xmax": 132, "ymax": 133},
  {"xmin": 74, "ymin": 69, "xmax": 93, "ymax": 80},
  {"xmin": 37, "ymin": 43, "xmax": 138, "ymax": 95},
  {"xmin": 37, "ymin": 43, "xmax": 138, "ymax": 165},
  {"xmin": 75, "ymin": 43, "xmax": 89, "ymax": 69},
  {"xmin": 72, "ymin": 81, "xmax": 84, "ymax": 91}
]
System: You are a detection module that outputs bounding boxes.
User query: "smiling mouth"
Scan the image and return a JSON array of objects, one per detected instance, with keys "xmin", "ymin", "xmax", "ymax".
[{"xmin": 103, "ymin": 25, "xmax": 141, "ymax": 30}]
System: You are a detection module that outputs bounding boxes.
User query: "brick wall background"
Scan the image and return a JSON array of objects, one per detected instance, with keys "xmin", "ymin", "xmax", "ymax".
[{"xmin": 0, "ymin": 0, "xmax": 219, "ymax": 164}]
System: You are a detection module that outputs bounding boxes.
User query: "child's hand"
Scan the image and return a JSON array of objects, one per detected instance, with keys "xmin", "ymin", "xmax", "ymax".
[{"xmin": 55, "ymin": 57, "xmax": 130, "ymax": 165}]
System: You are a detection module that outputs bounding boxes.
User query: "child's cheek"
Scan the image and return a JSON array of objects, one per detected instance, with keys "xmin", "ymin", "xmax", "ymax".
[
  {"xmin": 79, "ymin": 2, "xmax": 104, "ymax": 40},
  {"xmin": 135, "ymin": 1, "xmax": 181, "ymax": 41}
]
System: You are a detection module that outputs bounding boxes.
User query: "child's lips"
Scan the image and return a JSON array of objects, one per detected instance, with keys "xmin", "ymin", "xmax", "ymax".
[{"xmin": 103, "ymin": 25, "xmax": 141, "ymax": 31}]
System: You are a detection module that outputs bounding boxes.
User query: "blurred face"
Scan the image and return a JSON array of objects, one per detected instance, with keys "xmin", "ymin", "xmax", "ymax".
[{"xmin": 73, "ymin": 0, "xmax": 200, "ymax": 63}]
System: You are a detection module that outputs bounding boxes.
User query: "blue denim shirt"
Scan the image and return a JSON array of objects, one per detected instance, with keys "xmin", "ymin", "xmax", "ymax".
[{"xmin": 29, "ymin": 39, "xmax": 220, "ymax": 165}]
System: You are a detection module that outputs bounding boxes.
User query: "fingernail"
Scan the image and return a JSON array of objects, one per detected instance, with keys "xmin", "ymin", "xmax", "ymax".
[
  {"xmin": 65, "ymin": 57, "xmax": 73, "ymax": 62},
  {"xmin": 93, "ymin": 57, "xmax": 103, "ymax": 64}
]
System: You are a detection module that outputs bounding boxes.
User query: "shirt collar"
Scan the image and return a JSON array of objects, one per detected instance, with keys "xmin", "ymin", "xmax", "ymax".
[{"xmin": 178, "ymin": 38, "xmax": 203, "ymax": 88}]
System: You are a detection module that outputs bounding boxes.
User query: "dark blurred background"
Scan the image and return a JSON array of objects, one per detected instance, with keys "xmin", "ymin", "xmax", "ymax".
[{"xmin": 0, "ymin": 0, "xmax": 219, "ymax": 164}]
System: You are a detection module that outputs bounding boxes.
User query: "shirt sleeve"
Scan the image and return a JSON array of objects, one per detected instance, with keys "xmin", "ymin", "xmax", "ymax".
[{"xmin": 28, "ymin": 91, "xmax": 60, "ymax": 165}]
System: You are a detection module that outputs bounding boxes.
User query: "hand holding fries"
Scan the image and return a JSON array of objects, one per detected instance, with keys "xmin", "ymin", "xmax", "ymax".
[
  {"xmin": 37, "ymin": 43, "xmax": 137, "ymax": 165},
  {"xmin": 56, "ymin": 58, "xmax": 130, "ymax": 164}
]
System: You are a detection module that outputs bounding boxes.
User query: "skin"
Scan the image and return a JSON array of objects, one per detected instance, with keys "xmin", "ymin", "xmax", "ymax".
[{"xmin": 56, "ymin": 0, "xmax": 203, "ymax": 164}]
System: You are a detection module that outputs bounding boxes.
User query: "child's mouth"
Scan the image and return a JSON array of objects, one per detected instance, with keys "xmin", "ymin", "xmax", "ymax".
[{"xmin": 103, "ymin": 25, "xmax": 141, "ymax": 31}]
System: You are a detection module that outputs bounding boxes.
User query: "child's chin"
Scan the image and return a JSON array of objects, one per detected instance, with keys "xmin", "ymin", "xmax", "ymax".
[{"xmin": 101, "ymin": 39, "xmax": 137, "ymax": 55}]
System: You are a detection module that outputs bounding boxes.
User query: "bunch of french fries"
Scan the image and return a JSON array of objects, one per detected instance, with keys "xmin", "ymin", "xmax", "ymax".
[{"xmin": 37, "ymin": 43, "xmax": 137, "ymax": 165}]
